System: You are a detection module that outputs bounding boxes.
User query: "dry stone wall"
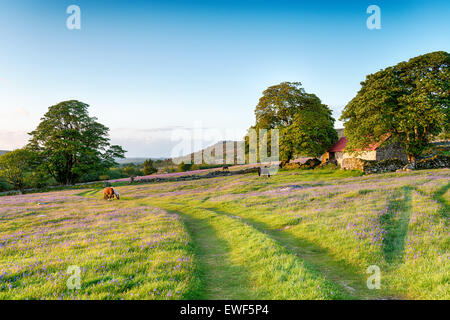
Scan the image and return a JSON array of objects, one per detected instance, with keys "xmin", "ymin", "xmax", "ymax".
[
  {"xmin": 342, "ymin": 158, "xmax": 406, "ymax": 173},
  {"xmin": 415, "ymin": 155, "xmax": 450, "ymax": 170},
  {"xmin": 376, "ymin": 142, "xmax": 408, "ymax": 162}
]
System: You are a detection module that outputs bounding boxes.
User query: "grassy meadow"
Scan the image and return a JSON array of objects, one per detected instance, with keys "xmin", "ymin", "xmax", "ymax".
[{"xmin": 0, "ymin": 168, "xmax": 448, "ymax": 299}]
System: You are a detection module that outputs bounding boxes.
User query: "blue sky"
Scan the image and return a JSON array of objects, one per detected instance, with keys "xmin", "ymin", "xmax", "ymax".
[{"xmin": 0, "ymin": 0, "xmax": 448, "ymax": 157}]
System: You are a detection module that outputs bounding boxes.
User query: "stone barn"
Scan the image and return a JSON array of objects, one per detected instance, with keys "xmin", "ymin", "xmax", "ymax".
[{"xmin": 322, "ymin": 134, "xmax": 407, "ymax": 167}]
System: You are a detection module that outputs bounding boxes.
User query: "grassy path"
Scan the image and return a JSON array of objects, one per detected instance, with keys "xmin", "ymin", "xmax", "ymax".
[
  {"xmin": 168, "ymin": 208, "xmax": 255, "ymax": 299},
  {"xmin": 381, "ymin": 187, "xmax": 413, "ymax": 264},
  {"xmin": 141, "ymin": 201, "xmax": 350, "ymax": 300},
  {"xmin": 433, "ymin": 182, "xmax": 450, "ymax": 219},
  {"xmin": 83, "ymin": 189, "xmax": 402, "ymax": 299},
  {"xmin": 200, "ymin": 203, "xmax": 393, "ymax": 300}
]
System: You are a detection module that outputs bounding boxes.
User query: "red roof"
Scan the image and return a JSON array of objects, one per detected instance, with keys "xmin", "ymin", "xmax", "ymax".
[
  {"xmin": 329, "ymin": 137, "xmax": 348, "ymax": 152},
  {"xmin": 328, "ymin": 134, "xmax": 391, "ymax": 152}
]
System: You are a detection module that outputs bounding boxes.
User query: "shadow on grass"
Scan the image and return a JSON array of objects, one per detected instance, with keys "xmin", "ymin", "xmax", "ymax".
[
  {"xmin": 380, "ymin": 187, "xmax": 412, "ymax": 264},
  {"xmin": 77, "ymin": 189, "xmax": 101, "ymax": 197},
  {"xmin": 433, "ymin": 182, "xmax": 449, "ymax": 219}
]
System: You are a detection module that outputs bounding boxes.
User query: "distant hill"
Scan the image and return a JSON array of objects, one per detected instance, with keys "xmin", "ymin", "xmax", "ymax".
[
  {"xmin": 0, "ymin": 150, "xmax": 9, "ymax": 156},
  {"xmin": 173, "ymin": 140, "xmax": 243, "ymax": 165},
  {"xmin": 173, "ymin": 133, "xmax": 347, "ymax": 165},
  {"xmin": 116, "ymin": 157, "xmax": 147, "ymax": 165},
  {"xmin": 116, "ymin": 157, "xmax": 166, "ymax": 165}
]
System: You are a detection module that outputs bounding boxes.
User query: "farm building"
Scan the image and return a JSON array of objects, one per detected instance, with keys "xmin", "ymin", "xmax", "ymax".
[{"xmin": 322, "ymin": 133, "xmax": 408, "ymax": 167}]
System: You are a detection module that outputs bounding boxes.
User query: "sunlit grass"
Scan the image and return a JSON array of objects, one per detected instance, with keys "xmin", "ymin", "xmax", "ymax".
[
  {"xmin": 0, "ymin": 193, "xmax": 199, "ymax": 300},
  {"xmin": 0, "ymin": 168, "xmax": 448, "ymax": 299}
]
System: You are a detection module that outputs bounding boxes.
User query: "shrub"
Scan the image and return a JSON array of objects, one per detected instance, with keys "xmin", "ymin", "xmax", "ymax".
[
  {"xmin": 107, "ymin": 168, "xmax": 128, "ymax": 179},
  {"xmin": 0, "ymin": 179, "xmax": 13, "ymax": 192},
  {"xmin": 123, "ymin": 166, "xmax": 141, "ymax": 177},
  {"xmin": 178, "ymin": 162, "xmax": 192, "ymax": 172},
  {"xmin": 300, "ymin": 158, "xmax": 321, "ymax": 169},
  {"xmin": 316, "ymin": 162, "xmax": 339, "ymax": 170},
  {"xmin": 24, "ymin": 170, "xmax": 53, "ymax": 189},
  {"xmin": 281, "ymin": 163, "xmax": 301, "ymax": 170}
]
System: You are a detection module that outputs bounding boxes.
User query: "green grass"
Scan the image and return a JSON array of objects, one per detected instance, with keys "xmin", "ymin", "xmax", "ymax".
[
  {"xmin": 0, "ymin": 168, "xmax": 448, "ymax": 299},
  {"xmin": 0, "ymin": 192, "xmax": 200, "ymax": 300},
  {"xmin": 141, "ymin": 202, "xmax": 348, "ymax": 299}
]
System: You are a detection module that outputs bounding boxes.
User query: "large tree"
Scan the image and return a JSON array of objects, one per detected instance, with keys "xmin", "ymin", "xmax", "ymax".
[
  {"xmin": 280, "ymin": 110, "xmax": 338, "ymax": 160},
  {"xmin": 340, "ymin": 51, "xmax": 449, "ymax": 161},
  {"xmin": 250, "ymin": 82, "xmax": 337, "ymax": 162},
  {"xmin": 28, "ymin": 100, "xmax": 126, "ymax": 185}
]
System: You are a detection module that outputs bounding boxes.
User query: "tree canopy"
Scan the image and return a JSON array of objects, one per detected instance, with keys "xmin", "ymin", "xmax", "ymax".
[
  {"xmin": 143, "ymin": 159, "xmax": 157, "ymax": 175},
  {"xmin": 27, "ymin": 100, "xmax": 126, "ymax": 185},
  {"xmin": 280, "ymin": 110, "xmax": 338, "ymax": 160},
  {"xmin": 251, "ymin": 82, "xmax": 337, "ymax": 161},
  {"xmin": 340, "ymin": 51, "xmax": 449, "ymax": 161},
  {"xmin": 0, "ymin": 148, "xmax": 35, "ymax": 191}
]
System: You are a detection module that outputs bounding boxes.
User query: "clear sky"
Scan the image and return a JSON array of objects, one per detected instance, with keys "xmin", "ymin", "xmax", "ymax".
[{"xmin": 0, "ymin": 0, "xmax": 449, "ymax": 157}]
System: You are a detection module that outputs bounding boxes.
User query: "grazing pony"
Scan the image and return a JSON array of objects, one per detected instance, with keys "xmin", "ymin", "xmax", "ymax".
[
  {"xmin": 103, "ymin": 187, "xmax": 120, "ymax": 200},
  {"xmin": 222, "ymin": 166, "xmax": 229, "ymax": 171},
  {"xmin": 258, "ymin": 166, "xmax": 271, "ymax": 178}
]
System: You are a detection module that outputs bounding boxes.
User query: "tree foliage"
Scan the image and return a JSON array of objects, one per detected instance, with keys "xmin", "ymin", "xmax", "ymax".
[
  {"xmin": 0, "ymin": 148, "xmax": 35, "ymax": 190},
  {"xmin": 178, "ymin": 161, "xmax": 192, "ymax": 172},
  {"xmin": 123, "ymin": 166, "xmax": 139, "ymax": 177},
  {"xmin": 143, "ymin": 159, "xmax": 157, "ymax": 175},
  {"xmin": 27, "ymin": 100, "xmax": 126, "ymax": 185},
  {"xmin": 340, "ymin": 51, "xmax": 449, "ymax": 161},
  {"xmin": 280, "ymin": 111, "xmax": 338, "ymax": 160},
  {"xmin": 251, "ymin": 82, "xmax": 337, "ymax": 161}
]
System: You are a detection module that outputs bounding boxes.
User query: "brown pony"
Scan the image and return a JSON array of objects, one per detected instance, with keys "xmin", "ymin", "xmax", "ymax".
[{"xmin": 103, "ymin": 187, "xmax": 120, "ymax": 200}]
